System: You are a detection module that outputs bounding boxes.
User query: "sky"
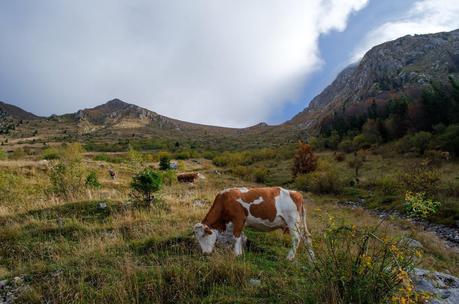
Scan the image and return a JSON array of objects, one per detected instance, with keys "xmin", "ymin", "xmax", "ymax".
[{"xmin": 1, "ymin": 0, "xmax": 459, "ymax": 127}]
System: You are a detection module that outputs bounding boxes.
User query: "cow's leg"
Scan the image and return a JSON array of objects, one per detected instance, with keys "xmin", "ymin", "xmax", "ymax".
[
  {"xmin": 286, "ymin": 221, "xmax": 300, "ymax": 261},
  {"xmin": 232, "ymin": 219, "xmax": 245, "ymax": 256}
]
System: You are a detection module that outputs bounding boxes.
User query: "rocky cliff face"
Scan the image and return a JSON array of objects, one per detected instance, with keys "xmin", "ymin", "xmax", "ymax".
[{"xmin": 289, "ymin": 29, "xmax": 459, "ymax": 129}]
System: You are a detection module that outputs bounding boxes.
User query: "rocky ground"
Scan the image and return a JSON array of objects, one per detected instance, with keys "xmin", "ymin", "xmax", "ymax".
[{"xmin": 338, "ymin": 199, "xmax": 459, "ymax": 249}]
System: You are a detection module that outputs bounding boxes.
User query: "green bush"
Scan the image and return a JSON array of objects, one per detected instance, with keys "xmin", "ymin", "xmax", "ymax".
[
  {"xmin": 253, "ymin": 167, "xmax": 268, "ymax": 183},
  {"xmin": 161, "ymin": 170, "xmax": 176, "ymax": 186},
  {"xmin": 130, "ymin": 168, "xmax": 162, "ymax": 206},
  {"xmin": 303, "ymin": 223, "xmax": 424, "ymax": 304},
  {"xmin": 50, "ymin": 162, "xmax": 87, "ymax": 200},
  {"xmin": 295, "ymin": 162, "xmax": 343, "ymax": 194},
  {"xmin": 85, "ymin": 172, "xmax": 101, "ymax": 189},
  {"xmin": 404, "ymin": 191, "xmax": 441, "ymax": 219},
  {"xmin": 0, "ymin": 149, "xmax": 6, "ymax": 160},
  {"xmin": 375, "ymin": 175, "xmax": 400, "ymax": 196},
  {"xmin": 159, "ymin": 152, "xmax": 171, "ymax": 170},
  {"xmin": 410, "ymin": 131, "xmax": 432, "ymax": 155},
  {"xmin": 93, "ymin": 153, "xmax": 125, "ymax": 163},
  {"xmin": 42, "ymin": 147, "xmax": 60, "ymax": 160},
  {"xmin": 437, "ymin": 124, "xmax": 459, "ymax": 155},
  {"xmin": 398, "ymin": 167, "xmax": 440, "ymax": 196},
  {"xmin": 338, "ymin": 139, "xmax": 353, "ymax": 153}
]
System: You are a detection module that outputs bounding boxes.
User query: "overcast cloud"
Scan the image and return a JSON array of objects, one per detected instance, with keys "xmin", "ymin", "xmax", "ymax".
[
  {"xmin": 352, "ymin": 0, "xmax": 459, "ymax": 62},
  {"xmin": 0, "ymin": 0, "xmax": 368, "ymax": 127}
]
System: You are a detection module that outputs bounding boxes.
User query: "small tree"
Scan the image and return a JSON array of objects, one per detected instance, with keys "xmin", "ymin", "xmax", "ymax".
[
  {"xmin": 159, "ymin": 152, "xmax": 171, "ymax": 170},
  {"xmin": 292, "ymin": 142, "xmax": 318, "ymax": 177},
  {"xmin": 130, "ymin": 168, "xmax": 162, "ymax": 206},
  {"xmin": 348, "ymin": 151, "xmax": 365, "ymax": 179},
  {"xmin": 85, "ymin": 172, "xmax": 101, "ymax": 189}
]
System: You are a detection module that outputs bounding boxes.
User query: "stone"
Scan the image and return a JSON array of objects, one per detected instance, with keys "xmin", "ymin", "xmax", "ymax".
[
  {"xmin": 97, "ymin": 202, "xmax": 108, "ymax": 210},
  {"xmin": 401, "ymin": 237, "xmax": 424, "ymax": 249},
  {"xmin": 412, "ymin": 268, "xmax": 459, "ymax": 304},
  {"xmin": 249, "ymin": 279, "xmax": 261, "ymax": 287}
]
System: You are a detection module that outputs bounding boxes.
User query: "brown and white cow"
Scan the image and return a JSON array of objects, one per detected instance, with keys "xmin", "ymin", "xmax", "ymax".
[{"xmin": 193, "ymin": 187, "xmax": 314, "ymax": 260}]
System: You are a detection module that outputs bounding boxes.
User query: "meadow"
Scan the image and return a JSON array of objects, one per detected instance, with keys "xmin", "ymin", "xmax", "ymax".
[{"xmin": 0, "ymin": 143, "xmax": 458, "ymax": 303}]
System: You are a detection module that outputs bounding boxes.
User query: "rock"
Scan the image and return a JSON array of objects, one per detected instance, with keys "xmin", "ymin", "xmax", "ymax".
[
  {"xmin": 401, "ymin": 237, "xmax": 424, "ymax": 249},
  {"xmin": 97, "ymin": 202, "xmax": 108, "ymax": 210},
  {"xmin": 0, "ymin": 279, "xmax": 8, "ymax": 289},
  {"xmin": 412, "ymin": 268, "xmax": 459, "ymax": 304},
  {"xmin": 12, "ymin": 277, "xmax": 23, "ymax": 285},
  {"xmin": 249, "ymin": 278, "xmax": 261, "ymax": 287}
]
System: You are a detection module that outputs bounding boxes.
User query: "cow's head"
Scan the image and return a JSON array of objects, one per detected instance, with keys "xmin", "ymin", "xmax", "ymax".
[{"xmin": 193, "ymin": 223, "xmax": 217, "ymax": 254}]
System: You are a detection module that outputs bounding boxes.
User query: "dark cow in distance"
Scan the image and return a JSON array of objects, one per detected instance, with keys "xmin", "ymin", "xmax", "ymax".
[{"xmin": 177, "ymin": 172, "xmax": 199, "ymax": 183}]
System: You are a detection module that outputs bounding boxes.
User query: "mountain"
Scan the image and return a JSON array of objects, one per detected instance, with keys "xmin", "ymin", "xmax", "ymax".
[
  {"xmin": 0, "ymin": 101, "xmax": 38, "ymax": 120},
  {"xmin": 288, "ymin": 29, "xmax": 459, "ymax": 130}
]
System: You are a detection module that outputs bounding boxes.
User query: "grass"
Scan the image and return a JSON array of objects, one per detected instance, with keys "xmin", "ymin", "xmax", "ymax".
[{"xmin": 0, "ymin": 155, "xmax": 458, "ymax": 303}]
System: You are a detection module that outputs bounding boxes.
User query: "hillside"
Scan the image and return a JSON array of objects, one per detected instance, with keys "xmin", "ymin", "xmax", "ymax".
[
  {"xmin": 0, "ymin": 101, "xmax": 38, "ymax": 120},
  {"xmin": 289, "ymin": 29, "xmax": 459, "ymax": 130}
]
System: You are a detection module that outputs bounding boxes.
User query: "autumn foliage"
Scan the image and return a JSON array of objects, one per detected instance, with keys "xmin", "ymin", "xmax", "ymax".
[{"xmin": 292, "ymin": 142, "xmax": 318, "ymax": 177}]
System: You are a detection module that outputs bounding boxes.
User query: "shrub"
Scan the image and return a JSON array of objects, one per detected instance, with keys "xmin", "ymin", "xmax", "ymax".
[
  {"xmin": 295, "ymin": 161, "xmax": 343, "ymax": 195},
  {"xmin": 375, "ymin": 175, "xmax": 400, "ymax": 196},
  {"xmin": 404, "ymin": 191, "xmax": 441, "ymax": 219},
  {"xmin": 0, "ymin": 149, "xmax": 6, "ymax": 160},
  {"xmin": 409, "ymin": 131, "xmax": 432, "ymax": 155},
  {"xmin": 292, "ymin": 142, "xmax": 318, "ymax": 177},
  {"xmin": 338, "ymin": 139, "xmax": 353, "ymax": 153},
  {"xmin": 93, "ymin": 153, "xmax": 125, "ymax": 163},
  {"xmin": 42, "ymin": 147, "xmax": 60, "ymax": 160},
  {"xmin": 437, "ymin": 124, "xmax": 459, "ymax": 155},
  {"xmin": 50, "ymin": 162, "xmax": 87, "ymax": 200},
  {"xmin": 130, "ymin": 168, "xmax": 162, "ymax": 206},
  {"xmin": 128, "ymin": 145, "xmax": 144, "ymax": 168},
  {"xmin": 253, "ymin": 167, "xmax": 268, "ymax": 183},
  {"xmin": 398, "ymin": 167, "xmax": 440, "ymax": 196},
  {"xmin": 60, "ymin": 143, "xmax": 85, "ymax": 162},
  {"xmin": 348, "ymin": 152, "xmax": 365, "ymax": 178},
  {"xmin": 160, "ymin": 170, "xmax": 176, "ymax": 186},
  {"xmin": 85, "ymin": 172, "xmax": 101, "ymax": 189},
  {"xmin": 159, "ymin": 152, "xmax": 171, "ymax": 170},
  {"xmin": 303, "ymin": 223, "xmax": 426, "ymax": 304}
]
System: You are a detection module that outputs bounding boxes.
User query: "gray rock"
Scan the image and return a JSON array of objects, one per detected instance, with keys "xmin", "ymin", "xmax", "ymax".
[
  {"xmin": 97, "ymin": 202, "xmax": 108, "ymax": 210},
  {"xmin": 412, "ymin": 268, "xmax": 459, "ymax": 304},
  {"xmin": 249, "ymin": 278, "xmax": 261, "ymax": 287},
  {"xmin": 401, "ymin": 237, "xmax": 424, "ymax": 249}
]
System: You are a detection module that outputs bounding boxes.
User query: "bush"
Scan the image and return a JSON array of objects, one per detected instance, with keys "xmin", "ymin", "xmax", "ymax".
[
  {"xmin": 404, "ymin": 191, "xmax": 441, "ymax": 219},
  {"xmin": 93, "ymin": 153, "xmax": 125, "ymax": 163},
  {"xmin": 303, "ymin": 223, "xmax": 425, "ymax": 304},
  {"xmin": 159, "ymin": 152, "xmax": 171, "ymax": 170},
  {"xmin": 437, "ymin": 124, "xmax": 459, "ymax": 155},
  {"xmin": 398, "ymin": 167, "xmax": 440, "ymax": 196},
  {"xmin": 85, "ymin": 172, "xmax": 101, "ymax": 189},
  {"xmin": 160, "ymin": 170, "xmax": 176, "ymax": 186},
  {"xmin": 130, "ymin": 168, "xmax": 162, "ymax": 206},
  {"xmin": 0, "ymin": 149, "xmax": 6, "ymax": 160},
  {"xmin": 295, "ymin": 161, "xmax": 343, "ymax": 195},
  {"xmin": 375, "ymin": 175, "xmax": 400, "ymax": 196},
  {"xmin": 253, "ymin": 167, "xmax": 268, "ymax": 183},
  {"xmin": 60, "ymin": 143, "xmax": 85, "ymax": 162},
  {"xmin": 348, "ymin": 152, "xmax": 365, "ymax": 178},
  {"xmin": 292, "ymin": 142, "xmax": 318, "ymax": 177},
  {"xmin": 50, "ymin": 162, "xmax": 87, "ymax": 200},
  {"xmin": 42, "ymin": 147, "xmax": 60, "ymax": 160},
  {"xmin": 338, "ymin": 139, "xmax": 353, "ymax": 153},
  {"xmin": 410, "ymin": 131, "xmax": 432, "ymax": 155}
]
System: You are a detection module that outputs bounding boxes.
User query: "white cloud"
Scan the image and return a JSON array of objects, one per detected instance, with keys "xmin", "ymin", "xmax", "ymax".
[
  {"xmin": 351, "ymin": 0, "xmax": 459, "ymax": 62},
  {"xmin": 0, "ymin": 0, "xmax": 367, "ymax": 127}
]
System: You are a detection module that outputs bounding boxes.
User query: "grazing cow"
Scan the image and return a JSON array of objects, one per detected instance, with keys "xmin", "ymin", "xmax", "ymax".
[
  {"xmin": 193, "ymin": 187, "xmax": 314, "ymax": 261},
  {"xmin": 177, "ymin": 172, "xmax": 199, "ymax": 183},
  {"xmin": 108, "ymin": 168, "xmax": 116, "ymax": 180}
]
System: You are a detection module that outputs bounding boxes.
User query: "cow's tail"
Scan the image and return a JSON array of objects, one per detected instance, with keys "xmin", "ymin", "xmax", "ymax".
[{"xmin": 301, "ymin": 202, "xmax": 315, "ymax": 261}]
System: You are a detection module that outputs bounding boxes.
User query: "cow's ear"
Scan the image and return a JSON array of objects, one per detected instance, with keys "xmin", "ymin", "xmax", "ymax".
[{"xmin": 204, "ymin": 226, "xmax": 213, "ymax": 235}]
